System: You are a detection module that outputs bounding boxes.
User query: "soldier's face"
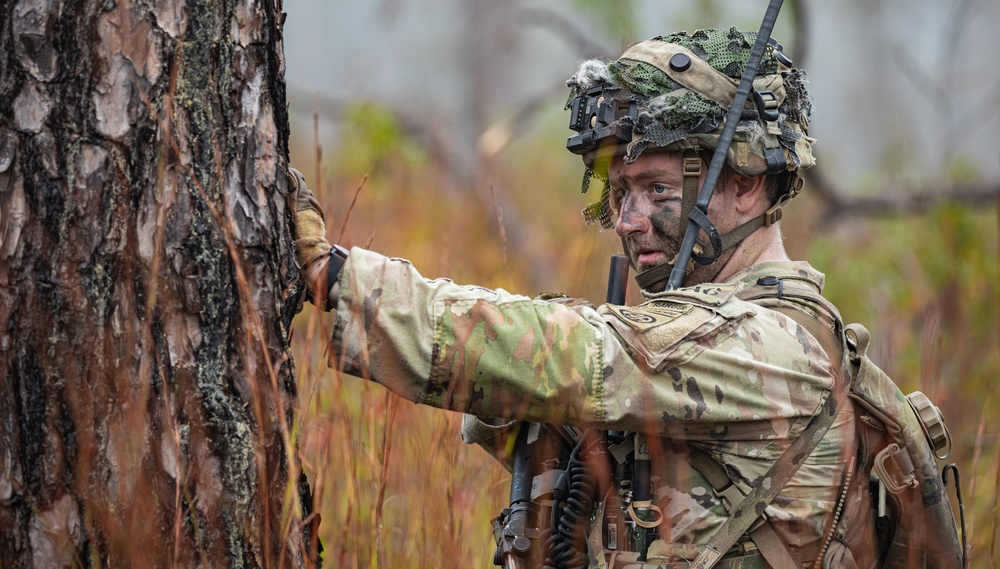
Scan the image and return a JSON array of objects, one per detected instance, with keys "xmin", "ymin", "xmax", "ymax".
[{"xmin": 609, "ymin": 152, "xmax": 739, "ymax": 290}]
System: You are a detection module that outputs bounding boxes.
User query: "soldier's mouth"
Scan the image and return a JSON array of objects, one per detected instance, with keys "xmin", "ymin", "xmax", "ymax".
[{"xmin": 636, "ymin": 249, "xmax": 667, "ymax": 266}]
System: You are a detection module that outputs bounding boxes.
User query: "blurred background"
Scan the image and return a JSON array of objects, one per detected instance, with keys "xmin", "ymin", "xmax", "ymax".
[{"xmin": 283, "ymin": 1, "xmax": 1000, "ymax": 566}]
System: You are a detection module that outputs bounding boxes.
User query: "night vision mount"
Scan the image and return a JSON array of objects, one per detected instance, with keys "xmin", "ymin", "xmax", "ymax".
[{"xmin": 566, "ymin": 85, "xmax": 637, "ymax": 156}]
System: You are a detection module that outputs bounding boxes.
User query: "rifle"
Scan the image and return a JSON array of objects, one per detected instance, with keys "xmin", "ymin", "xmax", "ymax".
[{"xmin": 492, "ymin": 255, "xmax": 629, "ymax": 568}]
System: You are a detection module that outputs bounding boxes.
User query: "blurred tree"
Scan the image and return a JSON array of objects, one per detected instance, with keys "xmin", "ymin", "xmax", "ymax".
[{"xmin": 0, "ymin": 0, "xmax": 318, "ymax": 566}]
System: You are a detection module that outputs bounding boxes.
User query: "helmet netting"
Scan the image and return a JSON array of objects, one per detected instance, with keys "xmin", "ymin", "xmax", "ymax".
[
  {"xmin": 608, "ymin": 59, "xmax": 680, "ymax": 99},
  {"xmin": 655, "ymin": 28, "xmax": 779, "ymax": 77},
  {"xmin": 780, "ymin": 68, "xmax": 812, "ymax": 124},
  {"xmin": 573, "ymin": 28, "xmax": 814, "ymax": 228}
]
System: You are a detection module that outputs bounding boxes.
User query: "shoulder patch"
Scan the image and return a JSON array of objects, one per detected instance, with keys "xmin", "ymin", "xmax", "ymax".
[
  {"xmin": 605, "ymin": 301, "xmax": 693, "ymax": 331},
  {"xmin": 601, "ymin": 300, "xmax": 723, "ymax": 370}
]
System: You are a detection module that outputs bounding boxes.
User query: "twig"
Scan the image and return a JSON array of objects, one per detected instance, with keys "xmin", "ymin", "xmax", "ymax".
[
  {"xmin": 517, "ymin": 7, "xmax": 615, "ymax": 57},
  {"xmin": 967, "ymin": 403, "xmax": 988, "ymax": 554},
  {"xmin": 991, "ymin": 441, "xmax": 1000, "ymax": 569},
  {"xmin": 287, "ymin": 86, "xmax": 459, "ymax": 179},
  {"xmin": 805, "ymin": 167, "xmax": 1000, "ymax": 225},
  {"xmin": 372, "ymin": 393, "xmax": 399, "ymax": 569},
  {"xmin": 784, "ymin": 0, "xmax": 811, "ymax": 68},
  {"xmin": 314, "ymin": 111, "xmax": 323, "ymax": 201},
  {"xmin": 489, "ymin": 183, "xmax": 514, "ymax": 289},
  {"xmin": 338, "ymin": 169, "xmax": 372, "ymax": 244}
]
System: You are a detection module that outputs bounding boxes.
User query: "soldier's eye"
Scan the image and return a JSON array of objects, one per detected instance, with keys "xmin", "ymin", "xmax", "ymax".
[{"xmin": 652, "ymin": 183, "xmax": 669, "ymax": 194}]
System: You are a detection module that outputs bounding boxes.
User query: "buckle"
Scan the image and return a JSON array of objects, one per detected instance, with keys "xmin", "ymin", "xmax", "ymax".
[
  {"xmin": 753, "ymin": 89, "xmax": 780, "ymax": 122},
  {"xmin": 764, "ymin": 204, "xmax": 783, "ymax": 226},
  {"xmin": 873, "ymin": 443, "xmax": 918, "ymax": 494},
  {"xmin": 717, "ymin": 484, "xmax": 766, "ymax": 533},
  {"xmin": 683, "ymin": 156, "xmax": 702, "ymax": 177}
]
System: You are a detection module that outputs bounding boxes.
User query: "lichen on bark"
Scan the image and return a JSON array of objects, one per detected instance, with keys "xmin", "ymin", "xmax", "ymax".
[{"xmin": 0, "ymin": 0, "xmax": 313, "ymax": 566}]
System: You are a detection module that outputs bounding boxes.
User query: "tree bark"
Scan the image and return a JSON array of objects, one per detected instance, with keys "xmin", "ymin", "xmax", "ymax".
[{"xmin": 0, "ymin": 0, "xmax": 317, "ymax": 566}]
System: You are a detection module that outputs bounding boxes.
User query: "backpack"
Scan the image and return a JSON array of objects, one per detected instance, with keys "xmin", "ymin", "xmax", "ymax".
[
  {"xmin": 826, "ymin": 322, "xmax": 965, "ymax": 568},
  {"xmin": 736, "ymin": 279, "xmax": 966, "ymax": 569}
]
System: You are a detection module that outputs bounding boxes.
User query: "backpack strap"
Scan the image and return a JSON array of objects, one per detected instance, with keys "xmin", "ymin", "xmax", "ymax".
[
  {"xmin": 689, "ymin": 448, "xmax": 800, "ymax": 569},
  {"xmin": 689, "ymin": 378, "xmax": 849, "ymax": 569},
  {"xmin": 737, "ymin": 277, "xmax": 844, "ymax": 339},
  {"xmin": 689, "ymin": 281, "xmax": 850, "ymax": 569},
  {"xmin": 772, "ymin": 306, "xmax": 845, "ymax": 368}
]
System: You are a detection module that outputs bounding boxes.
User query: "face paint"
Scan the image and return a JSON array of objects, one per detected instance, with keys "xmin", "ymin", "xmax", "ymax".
[
  {"xmin": 616, "ymin": 186, "xmax": 682, "ymax": 275},
  {"xmin": 648, "ymin": 207, "xmax": 680, "ymax": 247},
  {"xmin": 612, "ymin": 153, "xmax": 735, "ymax": 291}
]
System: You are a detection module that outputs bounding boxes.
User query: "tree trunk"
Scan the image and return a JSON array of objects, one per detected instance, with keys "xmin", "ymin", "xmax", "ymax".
[{"xmin": 0, "ymin": 0, "xmax": 317, "ymax": 566}]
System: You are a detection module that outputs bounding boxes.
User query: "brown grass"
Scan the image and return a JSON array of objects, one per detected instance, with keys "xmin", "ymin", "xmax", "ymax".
[{"xmin": 286, "ymin": 108, "xmax": 1000, "ymax": 568}]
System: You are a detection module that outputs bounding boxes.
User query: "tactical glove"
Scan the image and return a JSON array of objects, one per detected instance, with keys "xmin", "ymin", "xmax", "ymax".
[
  {"xmin": 289, "ymin": 168, "xmax": 331, "ymax": 267},
  {"xmin": 289, "ymin": 168, "xmax": 342, "ymax": 310}
]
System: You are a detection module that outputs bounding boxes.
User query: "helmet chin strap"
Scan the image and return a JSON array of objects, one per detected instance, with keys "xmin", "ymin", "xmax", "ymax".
[
  {"xmin": 634, "ymin": 248, "xmax": 698, "ymax": 291},
  {"xmin": 635, "ymin": 149, "xmax": 702, "ymax": 292},
  {"xmin": 633, "ymin": 151, "xmax": 797, "ymax": 292}
]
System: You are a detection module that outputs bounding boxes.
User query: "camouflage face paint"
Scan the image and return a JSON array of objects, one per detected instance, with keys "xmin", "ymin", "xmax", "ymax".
[{"xmin": 648, "ymin": 205, "xmax": 682, "ymax": 255}]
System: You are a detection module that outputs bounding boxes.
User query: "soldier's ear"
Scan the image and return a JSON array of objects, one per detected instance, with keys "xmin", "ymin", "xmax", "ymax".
[{"xmin": 731, "ymin": 173, "xmax": 769, "ymax": 214}]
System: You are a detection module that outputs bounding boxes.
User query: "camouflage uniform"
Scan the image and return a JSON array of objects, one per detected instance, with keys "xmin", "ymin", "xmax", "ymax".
[{"xmin": 330, "ymin": 247, "xmax": 852, "ymax": 566}]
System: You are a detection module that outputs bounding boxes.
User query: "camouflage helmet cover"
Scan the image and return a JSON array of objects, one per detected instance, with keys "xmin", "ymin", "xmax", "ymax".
[{"xmin": 566, "ymin": 28, "xmax": 816, "ymax": 227}]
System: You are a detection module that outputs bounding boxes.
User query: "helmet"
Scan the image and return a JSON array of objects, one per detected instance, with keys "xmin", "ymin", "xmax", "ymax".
[{"xmin": 565, "ymin": 28, "xmax": 815, "ymax": 229}]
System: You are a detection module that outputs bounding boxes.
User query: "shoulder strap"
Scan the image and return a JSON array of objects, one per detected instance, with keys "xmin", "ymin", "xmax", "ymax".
[
  {"xmin": 689, "ymin": 288, "xmax": 849, "ymax": 569},
  {"xmin": 772, "ymin": 306, "xmax": 845, "ymax": 369},
  {"xmin": 738, "ymin": 277, "xmax": 846, "ymax": 378},
  {"xmin": 689, "ymin": 448, "xmax": 800, "ymax": 568}
]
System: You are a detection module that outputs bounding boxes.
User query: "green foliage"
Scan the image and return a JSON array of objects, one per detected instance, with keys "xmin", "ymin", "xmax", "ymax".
[{"xmin": 334, "ymin": 103, "xmax": 427, "ymax": 180}]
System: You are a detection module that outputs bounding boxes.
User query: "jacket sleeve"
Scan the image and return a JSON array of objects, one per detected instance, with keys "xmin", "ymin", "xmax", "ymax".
[{"xmin": 330, "ymin": 248, "xmax": 834, "ymax": 440}]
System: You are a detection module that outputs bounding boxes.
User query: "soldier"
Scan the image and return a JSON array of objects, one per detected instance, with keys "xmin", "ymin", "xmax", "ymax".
[{"xmin": 293, "ymin": 28, "xmax": 876, "ymax": 568}]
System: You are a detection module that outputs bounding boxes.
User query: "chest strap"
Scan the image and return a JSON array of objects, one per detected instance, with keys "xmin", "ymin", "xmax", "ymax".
[{"xmin": 610, "ymin": 550, "xmax": 765, "ymax": 569}]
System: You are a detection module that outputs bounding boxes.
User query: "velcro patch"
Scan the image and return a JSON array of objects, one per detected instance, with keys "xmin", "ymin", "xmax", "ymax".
[
  {"xmin": 605, "ymin": 301, "xmax": 693, "ymax": 331},
  {"xmin": 653, "ymin": 282, "xmax": 740, "ymax": 307}
]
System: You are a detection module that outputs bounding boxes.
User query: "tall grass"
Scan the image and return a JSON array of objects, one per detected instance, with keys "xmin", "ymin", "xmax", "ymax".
[{"xmin": 289, "ymin": 104, "xmax": 1000, "ymax": 567}]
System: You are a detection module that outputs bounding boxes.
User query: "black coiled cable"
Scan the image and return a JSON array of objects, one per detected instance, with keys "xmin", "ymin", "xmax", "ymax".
[{"xmin": 543, "ymin": 432, "xmax": 605, "ymax": 569}]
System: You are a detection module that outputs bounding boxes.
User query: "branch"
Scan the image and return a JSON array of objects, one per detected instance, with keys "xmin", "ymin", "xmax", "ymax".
[
  {"xmin": 286, "ymin": 85, "xmax": 459, "ymax": 177},
  {"xmin": 804, "ymin": 166, "xmax": 1000, "ymax": 225},
  {"xmin": 285, "ymin": 85, "xmax": 559, "ymax": 288},
  {"xmin": 476, "ymin": 81, "xmax": 565, "ymax": 158},
  {"xmin": 784, "ymin": 0, "xmax": 811, "ymax": 68},
  {"xmin": 517, "ymin": 7, "xmax": 616, "ymax": 58}
]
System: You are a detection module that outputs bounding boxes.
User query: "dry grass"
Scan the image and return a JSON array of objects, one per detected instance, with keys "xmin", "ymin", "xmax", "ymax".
[{"xmin": 286, "ymin": 112, "xmax": 1000, "ymax": 568}]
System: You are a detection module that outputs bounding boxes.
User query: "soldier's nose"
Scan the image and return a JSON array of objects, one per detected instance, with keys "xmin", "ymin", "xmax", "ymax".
[{"xmin": 614, "ymin": 203, "xmax": 649, "ymax": 237}]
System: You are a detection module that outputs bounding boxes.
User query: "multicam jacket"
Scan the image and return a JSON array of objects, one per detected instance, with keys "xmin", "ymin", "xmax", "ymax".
[{"xmin": 330, "ymin": 247, "xmax": 853, "ymax": 566}]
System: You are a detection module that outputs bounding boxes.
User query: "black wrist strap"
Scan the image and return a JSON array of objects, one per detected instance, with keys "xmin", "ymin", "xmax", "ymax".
[
  {"xmin": 306, "ymin": 245, "xmax": 349, "ymax": 311},
  {"xmin": 324, "ymin": 244, "xmax": 350, "ymax": 311}
]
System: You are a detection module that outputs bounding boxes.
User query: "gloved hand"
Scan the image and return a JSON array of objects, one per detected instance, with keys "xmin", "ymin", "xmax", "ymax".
[
  {"xmin": 289, "ymin": 168, "xmax": 332, "ymax": 267},
  {"xmin": 288, "ymin": 168, "xmax": 336, "ymax": 309}
]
